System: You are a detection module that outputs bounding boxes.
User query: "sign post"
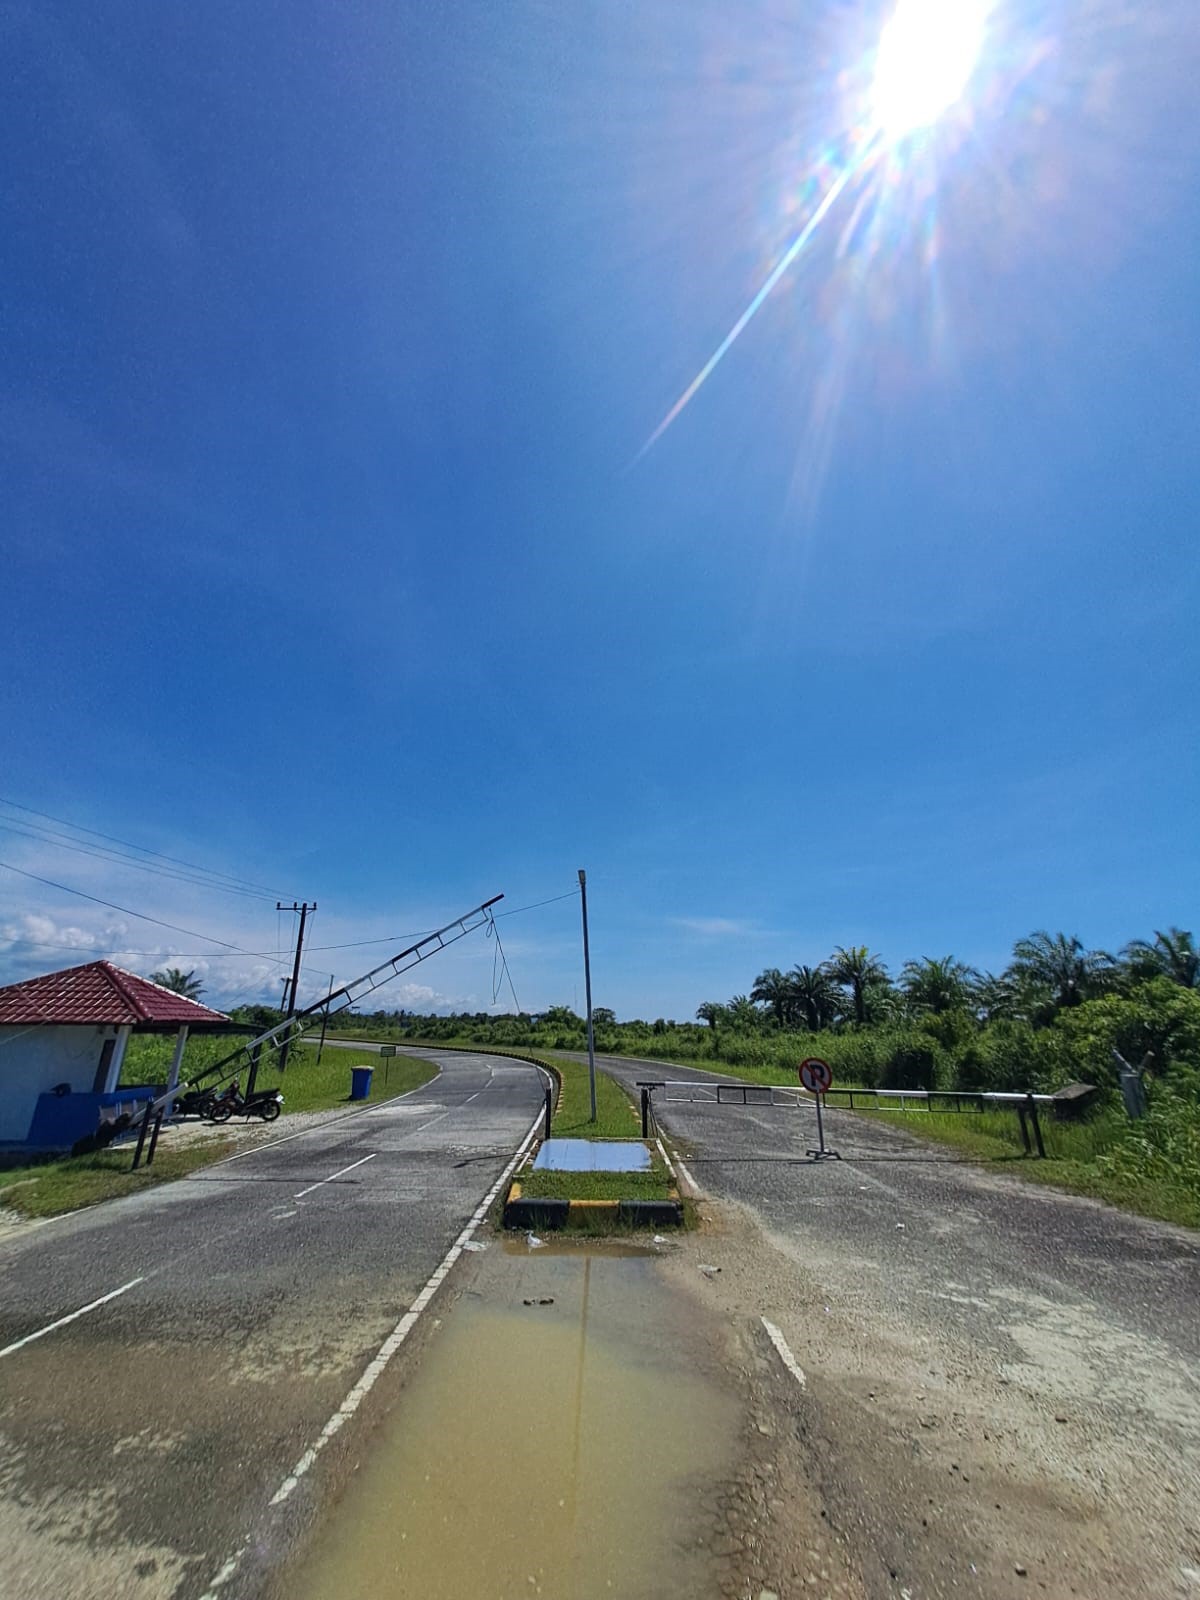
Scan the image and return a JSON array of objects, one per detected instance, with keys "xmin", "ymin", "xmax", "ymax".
[
  {"xmin": 379, "ymin": 1042, "xmax": 396, "ymax": 1086},
  {"xmin": 798, "ymin": 1057, "xmax": 840, "ymax": 1161}
]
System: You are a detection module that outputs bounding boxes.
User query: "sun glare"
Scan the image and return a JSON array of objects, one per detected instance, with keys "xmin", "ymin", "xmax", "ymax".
[{"xmin": 872, "ymin": 0, "xmax": 988, "ymax": 139}]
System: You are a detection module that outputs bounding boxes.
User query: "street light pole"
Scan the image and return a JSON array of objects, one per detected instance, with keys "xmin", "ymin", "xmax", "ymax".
[{"xmin": 578, "ymin": 868, "xmax": 597, "ymax": 1123}]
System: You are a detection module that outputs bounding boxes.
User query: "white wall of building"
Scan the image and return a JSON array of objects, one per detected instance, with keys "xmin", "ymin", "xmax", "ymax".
[{"xmin": 0, "ymin": 1024, "xmax": 114, "ymax": 1143}]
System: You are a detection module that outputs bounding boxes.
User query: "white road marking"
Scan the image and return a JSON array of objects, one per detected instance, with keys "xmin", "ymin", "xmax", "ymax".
[
  {"xmin": 0, "ymin": 1276, "xmax": 146, "ymax": 1360},
  {"xmin": 674, "ymin": 1156, "xmax": 703, "ymax": 1195},
  {"xmin": 198, "ymin": 1062, "xmax": 556, "ymax": 1600},
  {"xmin": 293, "ymin": 1152, "xmax": 377, "ymax": 1199},
  {"xmin": 761, "ymin": 1317, "xmax": 807, "ymax": 1390},
  {"xmin": 654, "ymin": 1136, "xmax": 678, "ymax": 1182}
]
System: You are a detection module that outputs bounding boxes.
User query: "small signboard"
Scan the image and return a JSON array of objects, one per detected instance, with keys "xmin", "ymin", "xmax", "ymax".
[
  {"xmin": 378, "ymin": 1044, "xmax": 397, "ymax": 1057},
  {"xmin": 798, "ymin": 1057, "xmax": 840, "ymax": 1160},
  {"xmin": 798, "ymin": 1057, "xmax": 832, "ymax": 1094}
]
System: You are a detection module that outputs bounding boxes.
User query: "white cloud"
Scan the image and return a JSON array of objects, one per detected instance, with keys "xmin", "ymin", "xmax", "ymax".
[{"xmin": 670, "ymin": 915, "xmax": 761, "ymax": 940}]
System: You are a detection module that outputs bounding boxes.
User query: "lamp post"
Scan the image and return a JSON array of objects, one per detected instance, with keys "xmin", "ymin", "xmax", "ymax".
[{"xmin": 578, "ymin": 868, "xmax": 596, "ymax": 1123}]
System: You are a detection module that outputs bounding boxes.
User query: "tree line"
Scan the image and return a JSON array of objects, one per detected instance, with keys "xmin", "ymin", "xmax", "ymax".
[{"xmin": 696, "ymin": 928, "xmax": 1199, "ymax": 1035}]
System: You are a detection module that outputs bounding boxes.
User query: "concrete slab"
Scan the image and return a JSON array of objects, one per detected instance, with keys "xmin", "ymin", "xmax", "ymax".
[{"xmin": 532, "ymin": 1137, "xmax": 650, "ymax": 1172}]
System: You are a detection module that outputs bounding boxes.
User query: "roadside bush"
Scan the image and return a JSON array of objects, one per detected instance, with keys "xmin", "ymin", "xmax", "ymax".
[
  {"xmin": 1095, "ymin": 1088, "xmax": 1200, "ymax": 1196},
  {"xmin": 1050, "ymin": 981, "xmax": 1200, "ymax": 1092},
  {"xmin": 877, "ymin": 1032, "xmax": 940, "ymax": 1091}
]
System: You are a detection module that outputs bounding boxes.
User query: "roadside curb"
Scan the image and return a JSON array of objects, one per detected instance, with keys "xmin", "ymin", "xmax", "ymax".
[{"xmin": 502, "ymin": 1181, "xmax": 684, "ymax": 1230}]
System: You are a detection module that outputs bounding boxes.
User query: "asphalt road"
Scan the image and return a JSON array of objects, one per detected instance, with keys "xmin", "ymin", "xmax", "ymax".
[
  {"xmin": 0, "ymin": 1049, "xmax": 547, "ymax": 1600},
  {"xmin": 581, "ymin": 1053, "xmax": 1200, "ymax": 1598}
]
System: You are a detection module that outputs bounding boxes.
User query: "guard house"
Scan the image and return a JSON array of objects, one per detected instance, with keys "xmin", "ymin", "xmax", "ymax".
[{"xmin": 0, "ymin": 960, "xmax": 233, "ymax": 1149}]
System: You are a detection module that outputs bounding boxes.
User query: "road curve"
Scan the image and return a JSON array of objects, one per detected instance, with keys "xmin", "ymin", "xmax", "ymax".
[{"xmin": 0, "ymin": 1049, "xmax": 547, "ymax": 1600}]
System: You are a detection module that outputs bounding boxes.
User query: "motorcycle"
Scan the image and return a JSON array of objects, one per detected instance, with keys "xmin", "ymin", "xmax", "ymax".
[
  {"xmin": 206, "ymin": 1081, "xmax": 284, "ymax": 1123},
  {"xmin": 172, "ymin": 1087, "xmax": 217, "ymax": 1120}
]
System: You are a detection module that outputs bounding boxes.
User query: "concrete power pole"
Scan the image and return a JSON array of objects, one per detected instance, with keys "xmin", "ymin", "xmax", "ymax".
[
  {"xmin": 276, "ymin": 900, "xmax": 316, "ymax": 1076},
  {"xmin": 578, "ymin": 869, "xmax": 596, "ymax": 1123}
]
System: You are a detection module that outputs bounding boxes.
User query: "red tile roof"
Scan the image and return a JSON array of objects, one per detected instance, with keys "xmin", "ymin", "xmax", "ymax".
[{"xmin": 0, "ymin": 961, "xmax": 231, "ymax": 1028}]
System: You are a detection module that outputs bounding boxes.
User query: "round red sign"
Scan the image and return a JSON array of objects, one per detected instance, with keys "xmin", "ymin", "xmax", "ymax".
[{"xmin": 798, "ymin": 1057, "xmax": 833, "ymax": 1093}]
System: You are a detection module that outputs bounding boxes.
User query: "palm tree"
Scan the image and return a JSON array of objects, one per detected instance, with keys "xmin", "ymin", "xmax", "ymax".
[
  {"xmin": 149, "ymin": 967, "xmax": 205, "ymax": 999},
  {"xmin": 900, "ymin": 956, "xmax": 978, "ymax": 1015},
  {"xmin": 824, "ymin": 946, "xmax": 889, "ymax": 1027},
  {"xmin": 695, "ymin": 1001, "xmax": 725, "ymax": 1032},
  {"xmin": 726, "ymin": 994, "xmax": 760, "ymax": 1029},
  {"xmin": 1124, "ymin": 928, "xmax": 1199, "ymax": 989},
  {"xmin": 787, "ymin": 965, "xmax": 840, "ymax": 1032},
  {"xmin": 1010, "ymin": 932, "xmax": 1115, "ymax": 1011},
  {"xmin": 973, "ymin": 969, "xmax": 1020, "ymax": 1023},
  {"xmin": 751, "ymin": 968, "xmax": 792, "ymax": 1028}
]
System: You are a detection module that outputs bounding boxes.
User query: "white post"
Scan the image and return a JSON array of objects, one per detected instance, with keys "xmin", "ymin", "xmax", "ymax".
[
  {"xmin": 104, "ymin": 1024, "xmax": 132, "ymax": 1092},
  {"xmin": 166, "ymin": 1024, "xmax": 189, "ymax": 1112}
]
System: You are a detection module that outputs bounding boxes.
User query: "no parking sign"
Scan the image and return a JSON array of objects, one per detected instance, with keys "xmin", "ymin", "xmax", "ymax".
[
  {"xmin": 798, "ymin": 1057, "xmax": 832, "ymax": 1094},
  {"xmin": 796, "ymin": 1058, "xmax": 839, "ymax": 1160}
]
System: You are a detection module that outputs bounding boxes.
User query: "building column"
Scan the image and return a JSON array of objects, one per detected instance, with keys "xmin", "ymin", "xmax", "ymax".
[
  {"xmin": 166, "ymin": 1024, "xmax": 189, "ymax": 1110},
  {"xmin": 104, "ymin": 1024, "xmax": 132, "ymax": 1093}
]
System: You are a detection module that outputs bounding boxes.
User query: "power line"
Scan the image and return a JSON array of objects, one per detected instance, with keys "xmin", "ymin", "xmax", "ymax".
[
  {"xmin": 0, "ymin": 796, "xmax": 286, "ymax": 897},
  {"xmin": 0, "ymin": 861, "xmax": 288, "ymax": 961},
  {"xmin": 0, "ymin": 885, "xmax": 583, "ymax": 964},
  {"xmin": 0, "ymin": 820, "xmax": 279, "ymax": 903}
]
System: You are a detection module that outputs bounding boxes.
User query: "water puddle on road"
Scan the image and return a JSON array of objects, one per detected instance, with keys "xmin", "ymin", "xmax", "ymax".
[{"xmin": 280, "ymin": 1242, "xmax": 740, "ymax": 1600}]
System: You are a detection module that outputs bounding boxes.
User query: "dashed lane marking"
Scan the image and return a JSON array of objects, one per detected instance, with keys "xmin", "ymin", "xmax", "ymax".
[
  {"xmin": 293, "ymin": 1152, "xmax": 378, "ymax": 1199},
  {"xmin": 761, "ymin": 1317, "xmax": 807, "ymax": 1390},
  {"xmin": 0, "ymin": 1276, "xmax": 146, "ymax": 1360}
]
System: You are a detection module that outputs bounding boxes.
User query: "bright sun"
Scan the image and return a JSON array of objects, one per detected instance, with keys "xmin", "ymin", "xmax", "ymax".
[{"xmin": 872, "ymin": 0, "xmax": 988, "ymax": 139}]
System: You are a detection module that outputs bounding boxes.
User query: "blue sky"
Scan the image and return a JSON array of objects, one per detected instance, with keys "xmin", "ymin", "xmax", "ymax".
[{"xmin": 2, "ymin": 0, "xmax": 1198, "ymax": 1017}]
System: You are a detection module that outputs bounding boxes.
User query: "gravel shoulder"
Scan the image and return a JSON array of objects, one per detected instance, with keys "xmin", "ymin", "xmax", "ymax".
[{"xmin": 588, "ymin": 1053, "xmax": 1200, "ymax": 1600}]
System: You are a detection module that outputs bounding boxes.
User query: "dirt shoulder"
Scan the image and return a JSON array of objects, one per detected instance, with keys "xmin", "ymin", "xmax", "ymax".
[{"xmin": 662, "ymin": 1189, "xmax": 1200, "ymax": 1600}]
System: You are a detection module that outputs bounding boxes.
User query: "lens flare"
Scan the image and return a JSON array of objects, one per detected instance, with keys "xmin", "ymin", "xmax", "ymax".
[
  {"xmin": 872, "ymin": 0, "xmax": 988, "ymax": 138},
  {"xmin": 637, "ymin": 0, "xmax": 997, "ymax": 459}
]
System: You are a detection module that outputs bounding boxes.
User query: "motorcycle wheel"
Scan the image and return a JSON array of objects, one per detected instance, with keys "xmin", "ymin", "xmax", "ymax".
[
  {"xmin": 259, "ymin": 1099, "xmax": 282, "ymax": 1122},
  {"xmin": 209, "ymin": 1102, "xmax": 234, "ymax": 1123}
]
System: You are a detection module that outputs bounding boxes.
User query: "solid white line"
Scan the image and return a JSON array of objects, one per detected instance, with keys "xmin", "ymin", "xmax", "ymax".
[
  {"xmin": 293, "ymin": 1153, "xmax": 377, "ymax": 1199},
  {"xmin": 0, "ymin": 1276, "xmax": 146, "ymax": 1360},
  {"xmin": 198, "ymin": 1064, "xmax": 555, "ymax": 1600},
  {"xmin": 268, "ymin": 1111, "xmax": 542, "ymax": 1507},
  {"xmin": 674, "ymin": 1156, "xmax": 703, "ymax": 1196},
  {"xmin": 654, "ymin": 1136, "xmax": 678, "ymax": 1182},
  {"xmin": 761, "ymin": 1317, "xmax": 806, "ymax": 1390}
]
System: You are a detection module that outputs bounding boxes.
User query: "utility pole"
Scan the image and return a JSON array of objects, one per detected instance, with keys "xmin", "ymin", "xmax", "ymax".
[
  {"xmin": 276, "ymin": 900, "xmax": 316, "ymax": 1076},
  {"xmin": 316, "ymin": 973, "xmax": 334, "ymax": 1066},
  {"xmin": 578, "ymin": 869, "xmax": 596, "ymax": 1123}
]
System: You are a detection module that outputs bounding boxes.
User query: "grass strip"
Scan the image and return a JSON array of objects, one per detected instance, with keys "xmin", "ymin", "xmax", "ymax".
[
  {"xmin": 401, "ymin": 1038, "xmax": 643, "ymax": 1140},
  {"xmin": 513, "ymin": 1168, "xmax": 674, "ymax": 1202},
  {"xmin": 0, "ymin": 1137, "xmax": 239, "ymax": 1220},
  {"xmin": 249, "ymin": 1043, "xmax": 438, "ymax": 1114},
  {"xmin": 0, "ymin": 1049, "xmax": 440, "ymax": 1220}
]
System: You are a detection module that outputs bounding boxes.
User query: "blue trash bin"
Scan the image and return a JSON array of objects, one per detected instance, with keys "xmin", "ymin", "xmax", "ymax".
[{"xmin": 350, "ymin": 1065, "xmax": 374, "ymax": 1101}]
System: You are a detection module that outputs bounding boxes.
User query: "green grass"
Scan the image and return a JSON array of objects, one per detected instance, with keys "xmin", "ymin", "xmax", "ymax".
[
  {"xmin": 403, "ymin": 1037, "xmax": 643, "ymax": 1140},
  {"xmin": 0, "ymin": 1047, "xmax": 440, "ymax": 1221},
  {"xmin": 248, "ymin": 1042, "xmax": 438, "ymax": 1114},
  {"xmin": 514, "ymin": 1168, "xmax": 674, "ymax": 1202},
  {"xmin": 548, "ymin": 1054, "xmax": 644, "ymax": 1140},
  {"xmin": 0, "ymin": 1137, "xmax": 239, "ymax": 1219}
]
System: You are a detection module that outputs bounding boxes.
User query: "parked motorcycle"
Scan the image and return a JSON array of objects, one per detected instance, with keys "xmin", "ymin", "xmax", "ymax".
[
  {"xmin": 172, "ymin": 1087, "xmax": 217, "ymax": 1120},
  {"xmin": 206, "ymin": 1081, "xmax": 284, "ymax": 1123}
]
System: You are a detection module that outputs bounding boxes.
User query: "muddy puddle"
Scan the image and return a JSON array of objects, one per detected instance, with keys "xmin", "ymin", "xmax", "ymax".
[{"xmin": 277, "ymin": 1240, "xmax": 741, "ymax": 1600}]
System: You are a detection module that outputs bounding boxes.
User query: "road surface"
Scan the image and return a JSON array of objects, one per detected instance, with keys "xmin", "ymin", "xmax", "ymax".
[
  {"xmin": 584, "ymin": 1053, "xmax": 1200, "ymax": 1600},
  {"xmin": 0, "ymin": 1049, "xmax": 547, "ymax": 1600}
]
